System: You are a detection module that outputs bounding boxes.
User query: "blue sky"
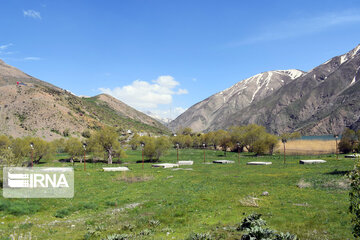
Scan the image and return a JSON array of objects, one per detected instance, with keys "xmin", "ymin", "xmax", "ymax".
[{"xmin": 1, "ymin": 0, "xmax": 360, "ymax": 119}]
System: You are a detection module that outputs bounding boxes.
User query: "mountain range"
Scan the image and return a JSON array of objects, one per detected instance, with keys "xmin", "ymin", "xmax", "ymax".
[
  {"xmin": 169, "ymin": 44, "xmax": 360, "ymax": 135},
  {"xmin": 2, "ymin": 43, "xmax": 360, "ymax": 138},
  {"xmin": 0, "ymin": 59, "xmax": 168, "ymax": 140}
]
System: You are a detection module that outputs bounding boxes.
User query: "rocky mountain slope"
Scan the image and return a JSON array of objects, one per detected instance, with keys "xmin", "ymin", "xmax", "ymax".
[
  {"xmin": 0, "ymin": 60, "xmax": 168, "ymax": 140},
  {"xmin": 219, "ymin": 44, "xmax": 360, "ymax": 135},
  {"xmin": 170, "ymin": 44, "xmax": 360, "ymax": 135},
  {"xmin": 169, "ymin": 69, "xmax": 304, "ymax": 132}
]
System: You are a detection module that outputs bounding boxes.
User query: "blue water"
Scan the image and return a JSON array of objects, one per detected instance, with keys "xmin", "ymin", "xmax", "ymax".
[{"xmin": 300, "ymin": 135, "xmax": 340, "ymax": 141}]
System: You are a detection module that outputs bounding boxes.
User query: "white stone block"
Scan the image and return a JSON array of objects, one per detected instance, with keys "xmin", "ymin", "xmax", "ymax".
[
  {"xmin": 152, "ymin": 163, "xmax": 179, "ymax": 168},
  {"xmin": 299, "ymin": 160, "xmax": 326, "ymax": 164},
  {"xmin": 177, "ymin": 161, "xmax": 193, "ymax": 165},
  {"xmin": 213, "ymin": 160, "xmax": 235, "ymax": 164},
  {"xmin": 103, "ymin": 167, "xmax": 130, "ymax": 172},
  {"xmin": 246, "ymin": 162, "xmax": 272, "ymax": 165}
]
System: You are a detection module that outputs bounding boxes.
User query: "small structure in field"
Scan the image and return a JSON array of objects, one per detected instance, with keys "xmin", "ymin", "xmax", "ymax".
[
  {"xmin": 299, "ymin": 160, "xmax": 326, "ymax": 164},
  {"xmin": 177, "ymin": 161, "xmax": 193, "ymax": 165},
  {"xmin": 213, "ymin": 160, "xmax": 235, "ymax": 164},
  {"xmin": 103, "ymin": 167, "xmax": 130, "ymax": 172},
  {"xmin": 152, "ymin": 163, "xmax": 179, "ymax": 168},
  {"xmin": 246, "ymin": 162, "xmax": 272, "ymax": 165}
]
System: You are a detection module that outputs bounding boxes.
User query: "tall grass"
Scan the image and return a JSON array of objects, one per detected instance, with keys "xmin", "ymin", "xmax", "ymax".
[{"xmin": 276, "ymin": 139, "xmax": 337, "ymax": 155}]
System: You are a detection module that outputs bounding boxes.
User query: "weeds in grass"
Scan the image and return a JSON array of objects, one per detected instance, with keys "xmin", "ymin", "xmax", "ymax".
[
  {"xmin": 54, "ymin": 202, "xmax": 98, "ymax": 218},
  {"xmin": 322, "ymin": 178, "xmax": 350, "ymax": 190},
  {"xmin": 239, "ymin": 196, "xmax": 259, "ymax": 207},
  {"xmin": 139, "ymin": 228, "xmax": 153, "ymax": 236},
  {"xmin": 297, "ymin": 179, "xmax": 312, "ymax": 188},
  {"xmin": 237, "ymin": 213, "xmax": 297, "ymax": 240},
  {"xmin": 102, "ymin": 234, "xmax": 131, "ymax": 240},
  {"xmin": 116, "ymin": 174, "xmax": 154, "ymax": 183},
  {"xmin": 148, "ymin": 219, "xmax": 160, "ymax": 228},
  {"xmin": 186, "ymin": 232, "xmax": 213, "ymax": 240},
  {"xmin": 121, "ymin": 223, "xmax": 136, "ymax": 232},
  {"xmin": 0, "ymin": 200, "xmax": 41, "ymax": 216}
]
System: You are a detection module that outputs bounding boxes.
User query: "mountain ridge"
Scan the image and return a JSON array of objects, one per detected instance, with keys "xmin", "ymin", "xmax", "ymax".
[
  {"xmin": 0, "ymin": 59, "xmax": 169, "ymax": 140},
  {"xmin": 169, "ymin": 69, "xmax": 305, "ymax": 132},
  {"xmin": 170, "ymin": 44, "xmax": 360, "ymax": 135}
]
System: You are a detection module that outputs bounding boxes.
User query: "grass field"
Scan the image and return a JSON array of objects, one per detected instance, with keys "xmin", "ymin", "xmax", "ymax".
[{"xmin": 0, "ymin": 149, "xmax": 357, "ymax": 240}]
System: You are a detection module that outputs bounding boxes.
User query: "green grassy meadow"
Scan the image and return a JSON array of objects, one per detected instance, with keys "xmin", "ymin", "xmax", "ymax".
[{"xmin": 0, "ymin": 149, "xmax": 356, "ymax": 239}]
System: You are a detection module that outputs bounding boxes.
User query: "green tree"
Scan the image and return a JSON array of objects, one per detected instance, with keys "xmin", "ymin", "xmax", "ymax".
[
  {"xmin": 181, "ymin": 127, "xmax": 193, "ymax": 136},
  {"xmin": 339, "ymin": 128, "xmax": 357, "ymax": 153},
  {"xmin": 65, "ymin": 138, "xmax": 83, "ymax": 163},
  {"xmin": 154, "ymin": 136, "xmax": 171, "ymax": 160},
  {"xmin": 264, "ymin": 134, "xmax": 279, "ymax": 155},
  {"xmin": 229, "ymin": 124, "xmax": 279, "ymax": 155},
  {"xmin": 214, "ymin": 130, "xmax": 233, "ymax": 156},
  {"xmin": 229, "ymin": 126, "xmax": 247, "ymax": 152},
  {"xmin": 51, "ymin": 138, "xmax": 66, "ymax": 154},
  {"xmin": 201, "ymin": 132, "xmax": 215, "ymax": 148},
  {"xmin": 89, "ymin": 126, "xmax": 120, "ymax": 164},
  {"xmin": 29, "ymin": 137, "xmax": 55, "ymax": 164},
  {"xmin": 0, "ymin": 148, "xmax": 23, "ymax": 166},
  {"xmin": 171, "ymin": 134, "xmax": 185, "ymax": 149},
  {"xmin": 140, "ymin": 136, "xmax": 171, "ymax": 161},
  {"xmin": 140, "ymin": 136, "xmax": 156, "ymax": 161},
  {"xmin": 192, "ymin": 134, "xmax": 202, "ymax": 148},
  {"xmin": 11, "ymin": 137, "xmax": 54, "ymax": 165},
  {"xmin": 129, "ymin": 134, "xmax": 140, "ymax": 150},
  {"xmin": 0, "ymin": 135, "xmax": 11, "ymax": 150}
]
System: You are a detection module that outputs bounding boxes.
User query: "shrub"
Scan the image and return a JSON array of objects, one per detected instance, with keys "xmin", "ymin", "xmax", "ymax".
[
  {"xmin": 339, "ymin": 128, "xmax": 358, "ymax": 153},
  {"xmin": 102, "ymin": 234, "xmax": 131, "ymax": 240},
  {"xmin": 82, "ymin": 130, "xmax": 91, "ymax": 138},
  {"xmin": 54, "ymin": 208, "xmax": 72, "ymax": 218},
  {"xmin": 0, "ymin": 200, "xmax": 41, "ymax": 216},
  {"xmin": 186, "ymin": 232, "xmax": 213, "ymax": 240},
  {"xmin": 237, "ymin": 214, "xmax": 297, "ymax": 240},
  {"xmin": 349, "ymin": 161, "xmax": 360, "ymax": 237},
  {"xmin": 63, "ymin": 128, "xmax": 70, "ymax": 137},
  {"xmin": 237, "ymin": 213, "xmax": 266, "ymax": 231}
]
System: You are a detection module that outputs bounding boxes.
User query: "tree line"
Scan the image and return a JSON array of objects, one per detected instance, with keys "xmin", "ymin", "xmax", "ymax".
[{"xmin": 2, "ymin": 124, "xmax": 359, "ymax": 167}]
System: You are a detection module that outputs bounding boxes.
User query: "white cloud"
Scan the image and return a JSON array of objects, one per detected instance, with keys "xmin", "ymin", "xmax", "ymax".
[
  {"xmin": 145, "ymin": 107, "xmax": 188, "ymax": 121},
  {"xmin": 99, "ymin": 75, "xmax": 188, "ymax": 109},
  {"xmin": 229, "ymin": 10, "xmax": 360, "ymax": 46},
  {"xmin": 23, "ymin": 9, "xmax": 41, "ymax": 19},
  {"xmin": 176, "ymin": 88, "xmax": 188, "ymax": 95},
  {"xmin": 23, "ymin": 57, "xmax": 41, "ymax": 61},
  {"xmin": 0, "ymin": 43, "xmax": 13, "ymax": 50}
]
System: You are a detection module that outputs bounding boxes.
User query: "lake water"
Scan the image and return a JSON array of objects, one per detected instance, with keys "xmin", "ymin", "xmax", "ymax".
[{"xmin": 301, "ymin": 135, "xmax": 340, "ymax": 141}]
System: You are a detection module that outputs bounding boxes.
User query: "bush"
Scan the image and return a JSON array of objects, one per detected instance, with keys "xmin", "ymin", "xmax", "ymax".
[
  {"xmin": 0, "ymin": 200, "xmax": 41, "ymax": 216},
  {"xmin": 349, "ymin": 161, "xmax": 360, "ymax": 237},
  {"xmin": 237, "ymin": 214, "xmax": 297, "ymax": 240},
  {"xmin": 237, "ymin": 213, "xmax": 266, "ymax": 231},
  {"xmin": 54, "ymin": 208, "xmax": 72, "ymax": 218},
  {"xmin": 63, "ymin": 128, "xmax": 70, "ymax": 137},
  {"xmin": 186, "ymin": 232, "xmax": 213, "ymax": 240},
  {"xmin": 102, "ymin": 234, "xmax": 131, "ymax": 240},
  {"xmin": 339, "ymin": 128, "xmax": 358, "ymax": 153},
  {"xmin": 82, "ymin": 130, "xmax": 91, "ymax": 138}
]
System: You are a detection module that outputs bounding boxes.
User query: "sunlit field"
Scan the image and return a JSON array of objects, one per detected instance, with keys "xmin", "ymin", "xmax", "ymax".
[
  {"xmin": 0, "ymin": 148, "xmax": 355, "ymax": 240},
  {"xmin": 276, "ymin": 140, "xmax": 337, "ymax": 155}
]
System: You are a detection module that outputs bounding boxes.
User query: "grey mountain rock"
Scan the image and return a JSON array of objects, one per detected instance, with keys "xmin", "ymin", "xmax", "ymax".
[
  {"xmin": 169, "ymin": 69, "xmax": 304, "ymax": 132},
  {"xmin": 170, "ymin": 44, "xmax": 360, "ymax": 135}
]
